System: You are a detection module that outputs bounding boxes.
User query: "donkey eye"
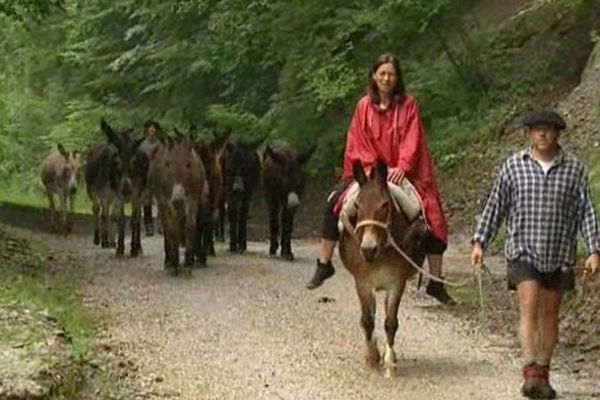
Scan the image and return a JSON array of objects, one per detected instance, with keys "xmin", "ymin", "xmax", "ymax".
[
  {"xmin": 186, "ymin": 162, "xmax": 191, "ymax": 169},
  {"xmin": 355, "ymin": 202, "xmax": 362, "ymax": 210},
  {"xmin": 166, "ymin": 161, "xmax": 171, "ymax": 168}
]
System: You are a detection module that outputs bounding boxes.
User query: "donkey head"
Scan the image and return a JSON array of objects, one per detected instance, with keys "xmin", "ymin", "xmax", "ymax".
[
  {"xmin": 353, "ymin": 159, "xmax": 392, "ymax": 262},
  {"xmin": 56, "ymin": 143, "xmax": 80, "ymax": 195},
  {"xmin": 101, "ymin": 119, "xmax": 145, "ymax": 199}
]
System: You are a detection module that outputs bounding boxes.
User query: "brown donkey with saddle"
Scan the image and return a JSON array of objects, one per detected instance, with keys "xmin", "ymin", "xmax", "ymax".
[{"xmin": 339, "ymin": 160, "xmax": 426, "ymax": 377}]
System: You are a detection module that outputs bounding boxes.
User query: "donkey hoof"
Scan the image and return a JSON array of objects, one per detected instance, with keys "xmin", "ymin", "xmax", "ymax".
[
  {"xmin": 130, "ymin": 248, "xmax": 141, "ymax": 258},
  {"xmin": 195, "ymin": 260, "xmax": 207, "ymax": 269},
  {"xmin": 109, "ymin": 241, "xmax": 117, "ymax": 248},
  {"xmin": 281, "ymin": 251, "xmax": 294, "ymax": 261},
  {"xmin": 208, "ymin": 247, "xmax": 216, "ymax": 257},
  {"xmin": 101, "ymin": 241, "xmax": 109, "ymax": 249},
  {"xmin": 115, "ymin": 248, "xmax": 125, "ymax": 258},
  {"xmin": 384, "ymin": 365, "xmax": 397, "ymax": 378},
  {"xmin": 94, "ymin": 236, "xmax": 100, "ymax": 245},
  {"xmin": 181, "ymin": 266, "xmax": 193, "ymax": 278},
  {"xmin": 366, "ymin": 350, "xmax": 381, "ymax": 368}
]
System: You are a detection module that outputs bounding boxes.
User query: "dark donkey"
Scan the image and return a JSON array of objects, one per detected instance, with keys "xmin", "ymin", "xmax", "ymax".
[
  {"xmin": 193, "ymin": 136, "xmax": 225, "ymax": 259},
  {"xmin": 148, "ymin": 137, "xmax": 206, "ymax": 276},
  {"xmin": 262, "ymin": 145, "xmax": 314, "ymax": 260},
  {"xmin": 338, "ymin": 160, "xmax": 426, "ymax": 378},
  {"xmin": 84, "ymin": 119, "xmax": 147, "ymax": 256},
  {"xmin": 220, "ymin": 138, "xmax": 262, "ymax": 253}
]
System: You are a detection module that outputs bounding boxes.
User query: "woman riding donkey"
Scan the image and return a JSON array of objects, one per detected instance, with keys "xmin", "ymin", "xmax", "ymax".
[{"xmin": 307, "ymin": 53, "xmax": 455, "ymax": 305}]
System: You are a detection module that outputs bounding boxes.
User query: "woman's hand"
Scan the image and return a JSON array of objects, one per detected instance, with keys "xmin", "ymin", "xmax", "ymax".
[
  {"xmin": 388, "ymin": 168, "xmax": 405, "ymax": 184},
  {"xmin": 471, "ymin": 242, "xmax": 484, "ymax": 270}
]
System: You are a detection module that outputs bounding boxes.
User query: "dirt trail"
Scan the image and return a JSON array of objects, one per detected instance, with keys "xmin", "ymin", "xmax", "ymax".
[{"xmin": 69, "ymin": 235, "xmax": 597, "ymax": 400}]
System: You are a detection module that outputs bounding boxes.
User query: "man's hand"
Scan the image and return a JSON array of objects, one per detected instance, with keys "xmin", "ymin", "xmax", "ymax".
[
  {"xmin": 471, "ymin": 242, "xmax": 484, "ymax": 270},
  {"xmin": 388, "ymin": 168, "xmax": 405, "ymax": 185},
  {"xmin": 583, "ymin": 252, "xmax": 600, "ymax": 279}
]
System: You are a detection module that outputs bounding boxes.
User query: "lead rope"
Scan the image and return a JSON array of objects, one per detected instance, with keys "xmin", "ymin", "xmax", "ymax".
[{"xmin": 340, "ymin": 212, "xmax": 491, "ymax": 310}]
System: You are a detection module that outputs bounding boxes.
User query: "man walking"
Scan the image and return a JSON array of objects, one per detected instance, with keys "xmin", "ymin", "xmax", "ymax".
[{"xmin": 471, "ymin": 110, "xmax": 599, "ymax": 398}]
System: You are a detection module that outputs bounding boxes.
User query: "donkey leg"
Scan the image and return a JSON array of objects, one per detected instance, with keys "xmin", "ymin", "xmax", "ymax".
[
  {"xmin": 281, "ymin": 207, "xmax": 295, "ymax": 261},
  {"xmin": 115, "ymin": 200, "xmax": 126, "ymax": 257},
  {"xmin": 227, "ymin": 200, "xmax": 239, "ymax": 252},
  {"xmin": 100, "ymin": 200, "xmax": 110, "ymax": 248},
  {"xmin": 92, "ymin": 200, "xmax": 101, "ymax": 245},
  {"xmin": 193, "ymin": 209, "xmax": 208, "ymax": 268},
  {"xmin": 383, "ymin": 283, "xmax": 406, "ymax": 378},
  {"xmin": 238, "ymin": 197, "xmax": 251, "ymax": 253},
  {"xmin": 216, "ymin": 203, "xmax": 226, "ymax": 242},
  {"xmin": 183, "ymin": 210, "xmax": 197, "ymax": 277},
  {"xmin": 59, "ymin": 190, "xmax": 68, "ymax": 234},
  {"xmin": 206, "ymin": 214, "xmax": 216, "ymax": 256},
  {"xmin": 46, "ymin": 190, "xmax": 56, "ymax": 232},
  {"xmin": 130, "ymin": 201, "xmax": 142, "ymax": 257},
  {"xmin": 356, "ymin": 282, "xmax": 379, "ymax": 368},
  {"xmin": 143, "ymin": 199, "xmax": 154, "ymax": 236},
  {"xmin": 67, "ymin": 190, "xmax": 76, "ymax": 232},
  {"xmin": 268, "ymin": 203, "xmax": 280, "ymax": 256}
]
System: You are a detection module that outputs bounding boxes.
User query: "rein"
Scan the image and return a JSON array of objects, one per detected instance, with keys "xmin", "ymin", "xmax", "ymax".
[{"xmin": 340, "ymin": 212, "xmax": 479, "ymax": 288}]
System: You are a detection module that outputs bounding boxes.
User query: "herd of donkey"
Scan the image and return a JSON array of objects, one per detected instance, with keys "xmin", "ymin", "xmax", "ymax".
[
  {"xmin": 39, "ymin": 119, "xmax": 314, "ymax": 277},
  {"xmin": 39, "ymin": 119, "xmax": 439, "ymax": 376}
]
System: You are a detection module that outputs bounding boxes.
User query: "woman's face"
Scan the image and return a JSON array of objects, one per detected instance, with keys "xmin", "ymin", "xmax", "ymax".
[
  {"xmin": 372, "ymin": 62, "xmax": 398, "ymax": 97},
  {"xmin": 146, "ymin": 125, "xmax": 157, "ymax": 139}
]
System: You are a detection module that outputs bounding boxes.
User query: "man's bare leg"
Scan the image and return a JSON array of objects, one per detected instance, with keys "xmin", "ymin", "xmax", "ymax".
[
  {"xmin": 517, "ymin": 280, "xmax": 543, "ymax": 398},
  {"xmin": 535, "ymin": 288, "xmax": 561, "ymax": 399}
]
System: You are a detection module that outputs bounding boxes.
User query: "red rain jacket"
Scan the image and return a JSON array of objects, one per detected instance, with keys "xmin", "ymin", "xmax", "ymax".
[{"xmin": 339, "ymin": 94, "xmax": 447, "ymax": 244}]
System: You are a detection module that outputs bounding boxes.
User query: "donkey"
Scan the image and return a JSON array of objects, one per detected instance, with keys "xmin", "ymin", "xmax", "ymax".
[
  {"xmin": 220, "ymin": 138, "xmax": 262, "ymax": 253},
  {"xmin": 148, "ymin": 137, "xmax": 207, "ymax": 276},
  {"xmin": 338, "ymin": 160, "xmax": 426, "ymax": 378},
  {"xmin": 40, "ymin": 144, "xmax": 80, "ymax": 233},
  {"xmin": 262, "ymin": 145, "xmax": 314, "ymax": 260},
  {"xmin": 84, "ymin": 119, "xmax": 147, "ymax": 256},
  {"xmin": 193, "ymin": 137, "xmax": 224, "ymax": 259}
]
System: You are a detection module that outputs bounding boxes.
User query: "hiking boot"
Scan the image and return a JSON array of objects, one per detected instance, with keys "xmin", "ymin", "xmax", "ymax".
[
  {"xmin": 306, "ymin": 260, "xmax": 335, "ymax": 290},
  {"xmin": 521, "ymin": 362, "xmax": 542, "ymax": 399},
  {"xmin": 426, "ymin": 280, "xmax": 456, "ymax": 305},
  {"xmin": 537, "ymin": 364, "xmax": 557, "ymax": 399}
]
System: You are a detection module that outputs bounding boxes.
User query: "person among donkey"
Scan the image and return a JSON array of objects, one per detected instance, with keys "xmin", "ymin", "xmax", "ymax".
[
  {"xmin": 471, "ymin": 110, "xmax": 599, "ymax": 399},
  {"xmin": 307, "ymin": 53, "xmax": 456, "ymax": 306},
  {"xmin": 139, "ymin": 120, "xmax": 164, "ymax": 236}
]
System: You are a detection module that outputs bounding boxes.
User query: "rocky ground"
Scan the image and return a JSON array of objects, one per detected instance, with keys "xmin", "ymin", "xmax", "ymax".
[{"xmin": 62, "ymin": 232, "xmax": 600, "ymax": 399}]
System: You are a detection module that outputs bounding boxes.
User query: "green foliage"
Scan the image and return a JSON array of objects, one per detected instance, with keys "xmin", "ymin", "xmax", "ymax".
[
  {"xmin": 0, "ymin": 0, "xmax": 64, "ymax": 21},
  {"xmin": 0, "ymin": 0, "xmax": 595, "ymax": 192}
]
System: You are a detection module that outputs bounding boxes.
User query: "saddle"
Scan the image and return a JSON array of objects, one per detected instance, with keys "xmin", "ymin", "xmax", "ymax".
[{"xmin": 337, "ymin": 178, "xmax": 422, "ymax": 233}]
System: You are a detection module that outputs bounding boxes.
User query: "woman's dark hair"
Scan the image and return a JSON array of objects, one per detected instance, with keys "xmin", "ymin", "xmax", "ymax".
[
  {"xmin": 144, "ymin": 120, "xmax": 165, "ymax": 139},
  {"xmin": 144, "ymin": 120, "xmax": 162, "ymax": 131},
  {"xmin": 366, "ymin": 53, "xmax": 406, "ymax": 105}
]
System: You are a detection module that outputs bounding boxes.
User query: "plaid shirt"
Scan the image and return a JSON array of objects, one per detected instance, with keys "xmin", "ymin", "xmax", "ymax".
[{"xmin": 473, "ymin": 147, "xmax": 600, "ymax": 273}]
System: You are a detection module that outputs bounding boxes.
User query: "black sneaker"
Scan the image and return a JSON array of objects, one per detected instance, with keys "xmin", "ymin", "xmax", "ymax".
[
  {"xmin": 306, "ymin": 260, "xmax": 335, "ymax": 290},
  {"xmin": 426, "ymin": 280, "xmax": 456, "ymax": 305}
]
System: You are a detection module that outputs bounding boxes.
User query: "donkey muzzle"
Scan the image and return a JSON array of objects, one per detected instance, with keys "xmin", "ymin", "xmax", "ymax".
[{"xmin": 287, "ymin": 192, "xmax": 300, "ymax": 210}]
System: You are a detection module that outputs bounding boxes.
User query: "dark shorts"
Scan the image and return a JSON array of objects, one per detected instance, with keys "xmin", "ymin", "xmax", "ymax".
[
  {"xmin": 320, "ymin": 182, "xmax": 446, "ymax": 255},
  {"xmin": 507, "ymin": 259, "xmax": 575, "ymax": 293}
]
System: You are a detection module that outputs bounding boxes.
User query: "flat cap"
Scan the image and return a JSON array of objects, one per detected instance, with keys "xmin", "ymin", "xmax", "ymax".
[{"xmin": 521, "ymin": 110, "xmax": 567, "ymax": 131}]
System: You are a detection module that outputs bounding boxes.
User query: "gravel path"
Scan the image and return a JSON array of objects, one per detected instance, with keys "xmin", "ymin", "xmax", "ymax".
[{"xmin": 74, "ymin": 236, "xmax": 596, "ymax": 400}]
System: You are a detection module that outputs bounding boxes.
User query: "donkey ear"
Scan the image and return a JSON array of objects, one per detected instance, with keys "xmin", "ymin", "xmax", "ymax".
[
  {"xmin": 297, "ymin": 144, "xmax": 317, "ymax": 165},
  {"xmin": 100, "ymin": 119, "xmax": 121, "ymax": 148},
  {"xmin": 264, "ymin": 145, "xmax": 285, "ymax": 165},
  {"xmin": 134, "ymin": 137, "xmax": 145, "ymax": 149},
  {"xmin": 57, "ymin": 143, "xmax": 69, "ymax": 159},
  {"xmin": 353, "ymin": 160, "xmax": 367, "ymax": 186},
  {"xmin": 371, "ymin": 159, "xmax": 388, "ymax": 185}
]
